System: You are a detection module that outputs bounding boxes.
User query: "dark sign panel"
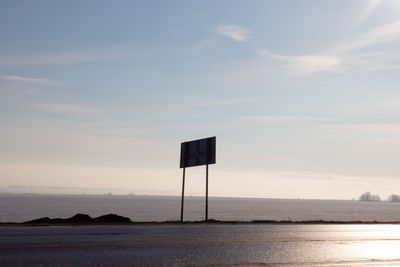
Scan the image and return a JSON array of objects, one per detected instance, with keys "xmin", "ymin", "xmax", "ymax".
[{"xmin": 180, "ymin": 136, "xmax": 216, "ymax": 168}]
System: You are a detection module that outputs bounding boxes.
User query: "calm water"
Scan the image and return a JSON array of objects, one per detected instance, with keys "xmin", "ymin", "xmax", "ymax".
[
  {"xmin": 2, "ymin": 194, "xmax": 400, "ymax": 222},
  {"xmin": 1, "ymin": 224, "xmax": 400, "ymax": 266}
]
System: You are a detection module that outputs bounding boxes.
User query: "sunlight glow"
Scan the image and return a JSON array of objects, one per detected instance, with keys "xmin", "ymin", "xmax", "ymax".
[{"xmin": 344, "ymin": 225, "xmax": 400, "ymax": 260}]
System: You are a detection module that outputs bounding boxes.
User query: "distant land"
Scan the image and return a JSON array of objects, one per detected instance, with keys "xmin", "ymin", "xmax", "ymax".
[{"xmin": 0, "ymin": 185, "xmax": 175, "ymax": 196}]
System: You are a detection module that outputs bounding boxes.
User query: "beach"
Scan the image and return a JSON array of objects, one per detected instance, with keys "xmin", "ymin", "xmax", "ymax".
[
  {"xmin": 1, "ymin": 224, "xmax": 400, "ymax": 266},
  {"xmin": 3, "ymin": 194, "xmax": 400, "ymax": 266}
]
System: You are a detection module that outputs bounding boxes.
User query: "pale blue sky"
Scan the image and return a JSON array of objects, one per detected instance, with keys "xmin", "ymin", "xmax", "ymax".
[{"xmin": 1, "ymin": 0, "xmax": 400, "ymax": 199}]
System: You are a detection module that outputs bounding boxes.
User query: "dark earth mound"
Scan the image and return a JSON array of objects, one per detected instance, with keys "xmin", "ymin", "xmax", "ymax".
[
  {"xmin": 94, "ymin": 214, "xmax": 132, "ymax": 223},
  {"xmin": 24, "ymin": 213, "xmax": 132, "ymax": 225}
]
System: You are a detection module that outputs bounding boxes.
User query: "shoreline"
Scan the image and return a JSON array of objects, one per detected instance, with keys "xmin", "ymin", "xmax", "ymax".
[{"xmin": 2, "ymin": 219, "xmax": 400, "ymax": 227}]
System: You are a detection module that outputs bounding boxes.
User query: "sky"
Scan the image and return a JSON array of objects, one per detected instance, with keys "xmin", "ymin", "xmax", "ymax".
[{"xmin": 1, "ymin": 0, "xmax": 400, "ymax": 199}]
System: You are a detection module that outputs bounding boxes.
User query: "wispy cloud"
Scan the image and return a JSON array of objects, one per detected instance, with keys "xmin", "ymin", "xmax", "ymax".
[
  {"xmin": 238, "ymin": 115, "xmax": 400, "ymax": 134},
  {"xmin": 32, "ymin": 103, "xmax": 98, "ymax": 118},
  {"xmin": 353, "ymin": 0, "xmax": 383, "ymax": 28},
  {"xmin": 0, "ymin": 49, "xmax": 127, "ymax": 67},
  {"xmin": 142, "ymin": 98, "xmax": 256, "ymax": 110},
  {"xmin": 262, "ymin": 170, "xmax": 383, "ymax": 182},
  {"xmin": 257, "ymin": 50, "xmax": 341, "ymax": 74},
  {"xmin": 1, "ymin": 75, "xmax": 63, "ymax": 86},
  {"xmin": 255, "ymin": 19, "xmax": 400, "ymax": 75},
  {"xmin": 186, "ymin": 38, "xmax": 216, "ymax": 54},
  {"xmin": 281, "ymin": 55, "xmax": 341, "ymax": 74},
  {"xmin": 190, "ymin": 98, "xmax": 255, "ymax": 108},
  {"xmin": 217, "ymin": 25, "xmax": 251, "ymax": 42},
  {"xmin": 316, "ymin": 123, "xmax": 400, "ymax": 133},
  {"xmin": 335, "ymin": 19, "xmax": 400, "ymax": 53},
  {"xmin": 216, "ymin": 169, "xmax": 392, "ymax": 186},
  {"xmin": 239, "ymin": 115, "xmax": 339, "ymax": 126},
  {"xmin": 336, "ymin": 95, "xmax": 400, "ymax": 116}
]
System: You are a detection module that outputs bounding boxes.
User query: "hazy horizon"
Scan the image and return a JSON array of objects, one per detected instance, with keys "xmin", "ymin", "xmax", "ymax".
[
  {"xmin": 0, "ymin": 184, "xmax": 394, "ymax": 201},
  {"xmin": 2, "ymin": 0, "xmax": 400, "ymax": 199}
]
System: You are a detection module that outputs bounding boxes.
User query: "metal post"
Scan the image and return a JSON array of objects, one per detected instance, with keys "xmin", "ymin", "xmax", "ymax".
[
  {"xmin": 205, "ymin": 164, "xmax": 208, "ymax": 221},
  {"xmin": 180, "ymin": 167, "xmax": 186, "ymax": 222}
]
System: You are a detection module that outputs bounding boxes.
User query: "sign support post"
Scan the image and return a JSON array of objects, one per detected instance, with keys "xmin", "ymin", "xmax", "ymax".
[
  {"xmin": 180, "ymin": 167, "xmax": 186, "ymax": 222},
  {"xmin": 205, "ymin": 164, "xmax": 208, "ymax": 221}
]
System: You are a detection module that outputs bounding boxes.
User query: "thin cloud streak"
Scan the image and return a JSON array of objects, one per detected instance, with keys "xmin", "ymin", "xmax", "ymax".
[
  {"xmin": 32, "ymin": 103, "xmax": 98, "ymax": 117},
  {"xmin": 236, "ymin": 114, "xmax": 400, "ymax": 135},
  {"xmin": 217, "ymin": 25, "xmax": 251, "ymax": 42},
  {"xmin": 263, "ymin": 170, "xmax": 386, "ymax": 182},
  {"xmin": 189, "ymin": 98, "xmax": 255, "ymax": 108},
  {"xmin": 255, "ymin": 19, "xmax": 400, "ymax": 74},
  {"xmin": 239, "ymin": 115, "xmax": 339, "ymax": 124},
  {"xmin": 315, "ymin": 123, "xmax": 400, "ymax": 133},
  {"xmin": 238, "ymin": 115, "xmax": 400, "ymax": 134},
  {"xmin": 353, "ymin": 0, "xmax": 383, "ymax": 28},
  {"xmin": 1, "ymin": 75, "xmax": 63, "ymax": 86},
  {"xmin": 273, "ymin": 53, "xmax": 340, "ymax": 74},
  {"xmin": 335, "ymin": 19, "xmax": 400, "ymax": 53},
  {"xmin": 256, "ymin": 49, "xmax": 341, "ymax": 74},
  {"xmin": 138, "ymin": 98, "xmax": 256, "ymax": 110},
  {"xmin": 0, "ymin": 50, "xmax": 129, "ymax": 67}
]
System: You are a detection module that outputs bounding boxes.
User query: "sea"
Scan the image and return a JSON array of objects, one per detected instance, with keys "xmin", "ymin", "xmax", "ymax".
[
  {"xmin": 2, "ymin": 194, "xmax": 400, "ymax": 222},
  {"xmin": 2, "ymin": 194, "xmax": 400, "ymax": 266}
]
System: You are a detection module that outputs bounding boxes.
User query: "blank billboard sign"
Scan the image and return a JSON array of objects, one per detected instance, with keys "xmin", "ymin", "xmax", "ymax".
[{"xmin": 180, "ymin": 136, "xmax": 216, "ymax": 168}]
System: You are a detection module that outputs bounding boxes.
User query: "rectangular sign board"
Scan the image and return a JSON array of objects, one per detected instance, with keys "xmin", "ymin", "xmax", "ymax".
[{"xmin": 180, "ymin": 136, "xmax": 216, "ymax": 168}]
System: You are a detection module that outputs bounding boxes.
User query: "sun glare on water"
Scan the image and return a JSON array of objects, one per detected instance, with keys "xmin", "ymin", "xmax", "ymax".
[{"xmin": 342, "ymin": 225, "xmax": 400, "ymax": 261}]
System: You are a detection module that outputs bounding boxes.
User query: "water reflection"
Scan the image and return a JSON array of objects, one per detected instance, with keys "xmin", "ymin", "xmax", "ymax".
[
  {"xmin": 266, "ymin": 224, "xmax": 400, "ymax": 265},
  {"xmin": 1, "ymin": 224, "xmax": 400, "ymax": 266},
  {"xmin": 337, "ymin": 225, "xmax": 400, "ymax": 262}
]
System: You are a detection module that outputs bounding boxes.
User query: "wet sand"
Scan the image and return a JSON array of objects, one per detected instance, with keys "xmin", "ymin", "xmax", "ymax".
[{"xmin": 1, "ymin": 224, "xmax": 400, "ymax": 266}]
